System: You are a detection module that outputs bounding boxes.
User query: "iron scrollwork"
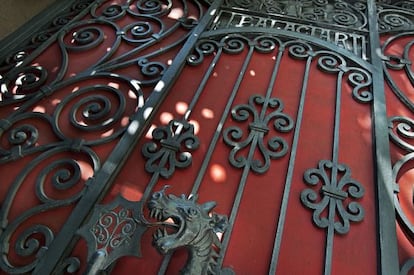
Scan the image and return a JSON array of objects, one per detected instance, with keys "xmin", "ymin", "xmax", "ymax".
[
  {"xmin": 0, "ymin": 0, "xmax": 96, "ymax": 73},
  {"xmin": 377, "ymin": 3, "xmax": 414, "ymax": 32},
  {"xmin": 389, "ymin": 116, "xmax": 414, "ymax": 239},
  {"xmin": 382, "ymin": 32, "xmax": 414, "ymax": 112},
  {"xmin": 0, "ymin": 74, "xmax": 144, "ymax": 163},
  {"xmin": 0, "ymin": 147, "xmax": 100, "ymax": 274}
]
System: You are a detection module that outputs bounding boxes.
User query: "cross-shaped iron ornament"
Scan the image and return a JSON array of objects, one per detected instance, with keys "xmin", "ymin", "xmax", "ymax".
[
  {"xmin": 223, "ymin": 94, "xmax": 294, "ymax": 174},
  {"xmin": 301, "ymin": 159, "xmax": 364, "ymax": 275},
  {"xmin": 301, "ymin": 160, "xmax": 364, "ymax": 234}
]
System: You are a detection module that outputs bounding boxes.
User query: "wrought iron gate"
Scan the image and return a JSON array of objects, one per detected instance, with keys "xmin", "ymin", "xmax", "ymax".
[{"xmin": 1, "ymin": 0, "xmax": 414, "ymax": 274}]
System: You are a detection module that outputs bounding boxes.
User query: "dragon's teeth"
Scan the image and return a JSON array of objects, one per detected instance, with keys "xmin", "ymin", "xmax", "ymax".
[{"xmin": 156, "ymin": 228, "xmax": 163, "ymax": 238}]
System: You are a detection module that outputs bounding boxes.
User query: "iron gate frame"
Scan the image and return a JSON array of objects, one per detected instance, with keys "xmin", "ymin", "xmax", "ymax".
[{"xmin": 0, "ymin": 0, "xmax": 409, "ymax": 274}]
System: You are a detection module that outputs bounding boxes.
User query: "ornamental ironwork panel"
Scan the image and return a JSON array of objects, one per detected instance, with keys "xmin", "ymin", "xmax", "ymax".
[
  {"xmin": 380, "ymin": 3, "xmax": 414, "ymax": 273},
  {"xmin": 113, "ymin": 25, "xmax": 376, "ymax": 273},
  {"xmin": 0, "ymin": 0, "xmax": 213, "ymax": 273},
  {"xmin": 1, "ymin": 0, "xmax": 413, "ymax": 274}
]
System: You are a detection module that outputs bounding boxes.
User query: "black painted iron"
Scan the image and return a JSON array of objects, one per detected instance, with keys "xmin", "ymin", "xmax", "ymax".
[{"xmin": 1, "ymin": 0, "xmax": 413, "ymax": 274}]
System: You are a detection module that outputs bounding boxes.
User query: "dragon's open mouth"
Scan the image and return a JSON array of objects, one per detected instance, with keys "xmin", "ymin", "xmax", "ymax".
[{"xmin": 149, "ymin": 207, "xmax": 181, "ymax": 243}]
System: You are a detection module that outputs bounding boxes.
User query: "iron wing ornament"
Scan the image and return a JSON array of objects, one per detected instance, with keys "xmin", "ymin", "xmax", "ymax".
[{"xmin": 77, "ymin": 196, "xmax": 147, "ymax": 275}]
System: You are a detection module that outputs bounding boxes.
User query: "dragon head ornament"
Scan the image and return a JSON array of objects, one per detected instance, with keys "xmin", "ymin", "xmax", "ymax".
[{"xmin": 148, "ymin": 186, "xmax": 229, "ymax": 275}]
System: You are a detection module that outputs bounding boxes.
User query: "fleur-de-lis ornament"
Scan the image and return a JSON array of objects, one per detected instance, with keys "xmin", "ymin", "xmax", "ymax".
[
  {"xmin": 300, "ymin": 160, "xmax": 364, "ymax": 234},
  {"xmin": 142, "ymin": 119, "xmax": 199, "ymax": 178},
  {"xmin": 223, "ymin": 94, "xmax": 294, "ymax": 174}
]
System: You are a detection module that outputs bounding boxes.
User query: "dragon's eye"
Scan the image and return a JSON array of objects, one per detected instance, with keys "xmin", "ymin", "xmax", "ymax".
[
  {"xmin": 152, "ymin": 192, "xmax": 162, "ymax": 199},
  {"xmin": 187, "ymin": 208, "xmax": 198, "ymax": 216}
]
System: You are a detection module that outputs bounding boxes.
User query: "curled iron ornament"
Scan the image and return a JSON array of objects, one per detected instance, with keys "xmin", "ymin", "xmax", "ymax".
[
  {"xmin": 0, "ymin": 50, "xmax": 29, "ymax": 72},
  {"xmin": 0, "ymin": 66, "xmax": 48, "ymax": 103},
  {"xmin": 300, "ymin": 160, "xmax": 364, "ymax": 234},
  {"xmin": 187, "ymin": 39, "xmax": 219, "ymax": 66},
  {"xmin": 91, "ymin": 3, "xmax": 125, "ymax": 20},
  {"xmin": 137, "ymin": 58, "xmax": 167, "ymax": 84},
  {"xmin": 142, "ymin": 119, "xmax": 199, "ymax": 178},
  {"xmin": 0, "ymin": 147, "xmax": 100, "ymax": 273},
  {"xmin": 254, "ymin": 35, "xmax": 283, "ymax": 53},
  {"xmin": 378, "ymin": 9, "xmax": 414, "ymax": 31},
  {"xmin": 135, "ymin": 0, "xmax": 173, "ymax": 16},
  {"xmin": 222, "ymin": 35, "xmax": 249, "ymax": 54},
  {"xmin": 53, "ymin": 83, "xmax": 128, "ymax": 145},
  {"xmin": 223, "ymin": 94, "xmax": 294, "ymax": 174},
  {"xmin": 346, "ymin": 67, "xmax": 373, "ymax": 103},
  {"xmin": 391, "ymin": 152, "xmax": 414, "ymax": 239},
  {"xmin": 8, "ymin": 124, "xmax": 39, "ymax": 148},
  {"xmin": 316, "ymin": 51, "xmax": 346, "ymax": 73},
  {"xmin": 0, "ymin": 224, "xmax": 54, "ymax": 274},
  {"xmin": 382, "ymin": 33, "xmax": 414, "ymax": 111},
  {"xmin": 66, "ymin": 26, "xmax": 105, "ymax": 51},
  {"xmin": 389, "ymin": 116, "xmax": 414, "ymax": 152},
  {"xmin": 0, "ymin": 113, "xmax": 54, "ymax": 162}
]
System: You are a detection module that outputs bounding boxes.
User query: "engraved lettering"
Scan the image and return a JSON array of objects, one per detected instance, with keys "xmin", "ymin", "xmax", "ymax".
[
  {"xmin": 319, "ymin": 29, "xmax": 331, "ymax": 42},
  {"xmin": 269, "ymin": 19, "xmax": 278, "ymax": 28},
  {"xmin": 236, "ymin": 15, "xmax": 253, "ymax": 27},
  {"xmin": 334, "ymin": 32, "xmax": 349, "ymax": 49},
  {"xmin": 296, "ymin": 25, "xmax": 311, "ymax": 35},
  {"xmin": 256, "ymin": 17, "xmax": 268, "ymax": 28},
  {"xmin": 284, "ymin": 23, "xmax": 296, "ymax": 32},
  {"xmin": 214, "ymin": 11, "xmax": 366, "ymax": 57}
]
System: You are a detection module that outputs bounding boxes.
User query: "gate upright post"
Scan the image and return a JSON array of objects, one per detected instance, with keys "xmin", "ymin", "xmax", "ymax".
[{"xmin": 367, "ymin": 1, "xmax": 399, "ymax": 274}]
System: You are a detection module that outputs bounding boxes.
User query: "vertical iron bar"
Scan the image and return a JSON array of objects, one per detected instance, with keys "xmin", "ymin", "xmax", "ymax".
[
  {"xmin": 217, "ymin": 131, "xmax": 259, "ymax": 267},
  {"xmin": 324, "ymin": 198, "xmax": 335, "ymax": 275},
  {"xmin": 332, "ymin": 71, "xmax": 343, "ymax": 168},
  {"xmin": 218, "ymin": 42, "xmax": 284, "ymax": 267},
  {"xmin": 190, "ymin": 45, "xmax": 254, "ymax": 195},
  {"xmin": 268, "ymin": 55, "xmax": 312, "ymax": 274},
  {"xmin": 184, "ymin": 47, "xmax": 223, "ymax": 120},
  {"xmin": 32, "ymin": 1, "xmax": 223, "ymax": 273},
  {"xmin": 367, "ymin": 1, "xmax": 399, "ymax": 274},
  {"xmin": 141, "ymin": 156, "xmax": 169, "ymax": 202},
  {"xmin": 323, "ymin": 70, "xmax": 344, "ymax": 275},
  {"xmin": 259, "ymin": 46, "xmax": 285, "ymax": 119},
  {"xmin": 160, "ymin": 35, "xmax": 255, "ymax": 275}
]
